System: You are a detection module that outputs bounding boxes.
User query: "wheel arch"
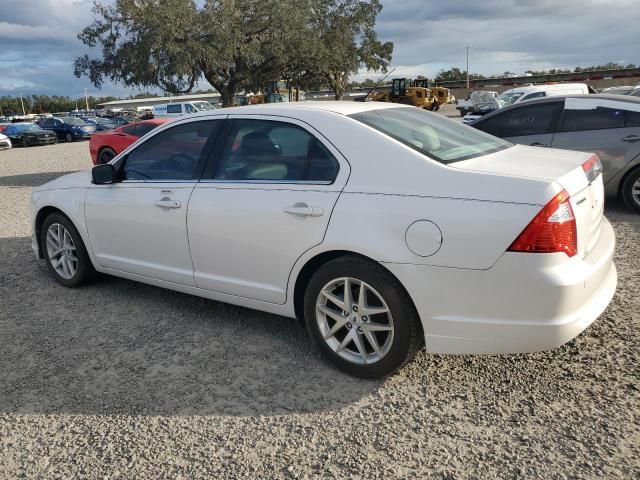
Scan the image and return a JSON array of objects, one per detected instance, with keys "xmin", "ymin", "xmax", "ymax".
[
  {"xmin": 291, "ymin": 249, "xmax": 419, "ymax": 326},
  {"xmin": 96, "ymin": 145, "xmax": 116, "ymax": 164},
  {"xmin": 34, "ymin": 206, "xmax": 73, "ymax": 258},
  {"xmin": 617, "ymin": 162, "xmax": 640, "ymax": 198}
]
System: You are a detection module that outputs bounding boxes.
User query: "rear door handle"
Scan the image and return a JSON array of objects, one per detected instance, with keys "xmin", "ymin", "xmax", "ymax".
[
  {"xmin": 621, "ymin": 135, "xmax": 640, "ymax": 142},
  {"xmin": 283, "ymin": 203, "xmax": 324, "ymax": 217},
  {"xmin": 155, "ymin": 199, "xmax": 181, "ymax": 209},
  {"xmin": 530, "ymin": 142, "xmax": 548, "ymax": 147}
]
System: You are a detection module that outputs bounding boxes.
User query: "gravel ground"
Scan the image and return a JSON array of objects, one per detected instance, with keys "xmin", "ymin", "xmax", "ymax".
[{"xmin": 0, "ymin": 137, "xmax": 639, "ymax": 479}]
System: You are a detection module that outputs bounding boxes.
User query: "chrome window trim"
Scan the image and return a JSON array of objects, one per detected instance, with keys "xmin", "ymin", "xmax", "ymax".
[{"xmin": 198, "ymin": 179, "xmax": 333, "ymax": 185}]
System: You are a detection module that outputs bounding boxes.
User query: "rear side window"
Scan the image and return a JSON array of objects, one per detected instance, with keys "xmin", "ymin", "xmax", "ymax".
[
  {"xmin": 212, "ymin": 119, "xmax": 339, "ymax": 182},
  {"xmin": 166, "ymin": 104, "xmax": 182, "ymax": 114},
  {"xmin": 624, "ymin": 110, "xmax": 640, "ymax": 127},
  {"xmin": 475, "ymin": 103, "xmax": 561, "ymax": 138},
  {"xmin": 121, "ymin": 125, "xmax": 137, "ymax": 135},
  {"xmin": 559, "ymin": 106, "xmax": 625, "ymax": 132}
]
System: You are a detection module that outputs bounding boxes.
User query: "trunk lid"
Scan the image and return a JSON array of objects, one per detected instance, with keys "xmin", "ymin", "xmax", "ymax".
[{"xmin": 454, "ymin": 145, "xmax": 604, "ymax": 258}]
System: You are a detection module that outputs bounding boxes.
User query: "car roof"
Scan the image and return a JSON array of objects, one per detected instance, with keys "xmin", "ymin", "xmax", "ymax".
[
  {"xmin": 189, "ymin": 100, "xmax": 409, "ymax": 118},
  {"xmin": 471, "ymin": 94, "xmax": 640, "ymax": 124}
]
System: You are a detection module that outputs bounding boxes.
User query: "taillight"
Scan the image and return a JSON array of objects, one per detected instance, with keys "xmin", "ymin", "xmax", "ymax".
[
  {"xmin": 582, "ymin": 154, "xmax": 602, "ymax": 184},
  {"xmin": 508, "ymin": 189, "xmax": 577, "ymax": 257}
]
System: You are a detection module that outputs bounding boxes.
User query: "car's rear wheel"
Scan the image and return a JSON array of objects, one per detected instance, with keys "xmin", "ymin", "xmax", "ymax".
[
  {"xmin": 41, "ymin": 213, "xmax": 95, "ymax": 287},
  {"xmin": 65, "ymin": 132, "xmax": 73, "ymax": 142},
  {"xmin": 98, "ymin": 147, "xmax": 116, "ymax": 164},
  {"xmin": 621, "ymin": 167, "xmax": 640, "ymax": 214},
  {"xmin": 303, "ymin": 255, "xmax": 423, "ymax": 378}
]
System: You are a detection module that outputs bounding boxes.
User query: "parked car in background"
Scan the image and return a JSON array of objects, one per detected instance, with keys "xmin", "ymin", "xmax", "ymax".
[
  {"xmin": 83, "ymin": 117, "xmax": 117, "ymax": 131},
  {"xmin": 456, "ymin": 91, "xmax": 500, "ymax": 117},
  {"xmin": 470, "ymin": 94, "xmax": 640, "ymax": 213},
  {"xmin": 109, "ymin": 117, "xmax": 131, "ymax": 126},
  {"xmin": 152, "ymin": 101, "xmax": 217, "ymax": 117},
  {"xmin": 32, "ymin": 102, "xmax": 616, "ymax": 378},
  {"xmin": 89, "ymin": 118, "xmax": 169, "ymax": 164},
  {"xmin": 38, "ymin": 117, "xmax": 96, "ymax": 142},
  {"xmin": 600, "ymin": 86, "xmax": 640, "ymax": 97},
  {"xmin": 498, "ymin": 83, "xmax": 591, "ymax": 107},
  {"xmin": 0, "ymin": 123, "xmax": 10, "ymax": 133},
  {"xmin": 3, "ymin": 123, "xmax": 57, "ymax": 147},
  {"xmin": 0, "ymin": 132, "xmax": 11, "ymax": 150}
]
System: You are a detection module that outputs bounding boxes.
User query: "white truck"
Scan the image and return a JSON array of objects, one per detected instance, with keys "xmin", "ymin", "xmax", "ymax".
[{"xmin": 152, "ymin": 101, "xmax": 218, "ymax": 117}]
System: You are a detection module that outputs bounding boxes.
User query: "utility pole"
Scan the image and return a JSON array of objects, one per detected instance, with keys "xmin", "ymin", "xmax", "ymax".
[
  {"xmin": 466, "ymin": 46, "xmax": 470, "ymax": 89},
  {"xmin": 19, "ymin": 92, "xmax": 26, "ymax": 115},
  {"xmin": 84, "ymin": 88, "xmax": 89, "ymax": 111}
]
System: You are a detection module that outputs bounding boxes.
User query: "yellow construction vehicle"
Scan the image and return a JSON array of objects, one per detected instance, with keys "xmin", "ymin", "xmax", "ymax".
[
  {"xmin": 370, "ymin": 78, "xmax": 439, "ymax": 110},
  {"xmin": 430, "ymin": 86, "xmax": 454, "ymax": 105}
]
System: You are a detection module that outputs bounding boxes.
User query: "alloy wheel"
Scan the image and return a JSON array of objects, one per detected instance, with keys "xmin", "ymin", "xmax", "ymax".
[
  {"xmin": 46, "ymin": 223, "xmax": 78, "ymax": 280},
  {"xmin": 632, "ymin": 178, "xmax": 640, "ymax": 207},
  {"xmin": 316, "ymin": 277, "xmax": 394, "ymax": 365}
]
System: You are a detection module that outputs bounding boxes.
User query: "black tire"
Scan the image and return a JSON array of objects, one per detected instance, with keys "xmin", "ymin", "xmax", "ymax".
[
  {"xmin": 65, "ymin": 132, "xmax": 74, "ymax": 142},
  {"xmin": 21, "ymin": 136, "xmax": 29, "ymax": 148},
  {"xmin": 303, "ymin": 255, "xmax": 423, "ymax": 378},
  {"xmin": 98, "ymin": 147, "xmax": 116, "ymax": 164},
  {"xmin": 621, "ymin": 167, "xmax": 640, "ymax": 214},
  {"xmin": 41, "ymin": 213, "xmax": 96, "ymax": 287}
]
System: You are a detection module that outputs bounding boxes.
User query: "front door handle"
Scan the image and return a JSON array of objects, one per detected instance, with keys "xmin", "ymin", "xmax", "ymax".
[
  {"xmin": 621, "ymin": 135, "xmax": 640, "ymax": 142},
  {"xmin": 530, "ymin": 142, "xmax": 548, "ymax": 147},
  {"xmin": 155, "ymin": 199, "xmax": 181, "ymax": 209},
  {"xmin": 283, "ymin": 203, "xmax": 324, "ymax": 217}
]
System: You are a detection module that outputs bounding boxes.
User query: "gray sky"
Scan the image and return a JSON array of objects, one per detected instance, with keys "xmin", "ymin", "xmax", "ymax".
[{"xmin": 0, "ymin": 0, "xmax": 638, "ymax": 98}]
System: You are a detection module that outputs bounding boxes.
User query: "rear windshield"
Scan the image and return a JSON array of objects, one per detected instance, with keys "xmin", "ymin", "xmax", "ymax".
[{"xmin": 350, "ymin": 107, "xmax": 511, "ymax": 164}]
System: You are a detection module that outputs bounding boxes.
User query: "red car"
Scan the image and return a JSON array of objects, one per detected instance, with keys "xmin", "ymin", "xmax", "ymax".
[{"xmin": 89, "ymin": 118, "xmax": 169, "ymax": 165}]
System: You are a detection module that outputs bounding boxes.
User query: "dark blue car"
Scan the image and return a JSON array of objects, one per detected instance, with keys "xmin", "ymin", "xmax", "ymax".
[{"xmin": 38, "ymin": 117, "xmax": 96, "ymax": 142}]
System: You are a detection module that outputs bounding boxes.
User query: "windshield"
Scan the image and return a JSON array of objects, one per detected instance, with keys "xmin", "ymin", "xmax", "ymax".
[
  {"xmin": 19, "ymin": 124, "xmax": 42, "ymax": 132},
  {"xmin": 192, "ymin": 101, "xmax": 215, "ymax": 111},
  {"xmin": 349, "ymin": 107, "xmax": 511, "ymax": 164},
  {"xmin": 498, "ymin": 91, "xmax": 524, "ymax": 107},
  {"xmin": 63, "ymin": 117, "xmax": 88, "ymax": 126}
]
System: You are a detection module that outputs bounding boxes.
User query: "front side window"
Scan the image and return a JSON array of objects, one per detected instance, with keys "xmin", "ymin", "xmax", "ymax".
[
  {"xmin": 121, "ymin": 120, "xmax": 220, "ymax": 181},
  {"xmin": 350, "ymin": 107, "xmax": 511, "ymax": 164},
  {"xmin": 559, "ymin": 105, "xmax": 625, "ymax": 132},
  {"xmin": 475, "ymin": 103, "xmax": 562, "ymax": 138},
  {"xmin": 213, "ymin": 119, "xmax": 339, "ymax": 182},
  {"xmin": 498, "ymin": 91, "xmax": 524, "ymax": 106}
]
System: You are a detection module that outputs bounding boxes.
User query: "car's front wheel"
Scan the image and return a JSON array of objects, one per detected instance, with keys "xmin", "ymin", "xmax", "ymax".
[
  {"xmin": 41, "ymin": 213, "xmax": 95, "ymax": 287},
  {"xmin": 304, "ymin": 255, "xmax": 423, "ymax": 378},
  {"xmin": 65, "ymin": 132, "xmax": 73, "ymax": 142},
  {"xmin": 621, "ymin": 167, "xmax": 640, "ymax": 214},
  {"xmin": 20, "ymin": 136, "xmax": 29, "ymax": 148}
]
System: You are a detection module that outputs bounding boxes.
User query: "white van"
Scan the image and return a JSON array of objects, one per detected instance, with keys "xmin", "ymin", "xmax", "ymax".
[
  {"xmin": 153, "ymin": 101, "xmax": 218, "ymax": 117},
  {"xmin": 498, "ymin": 83, "xmax": 590, "ymax": 107}
]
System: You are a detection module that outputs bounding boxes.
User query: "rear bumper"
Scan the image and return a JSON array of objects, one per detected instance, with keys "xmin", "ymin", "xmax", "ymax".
[{"xmin": 384, "ymin": 217, "xmax": 617, "ymax": 354}]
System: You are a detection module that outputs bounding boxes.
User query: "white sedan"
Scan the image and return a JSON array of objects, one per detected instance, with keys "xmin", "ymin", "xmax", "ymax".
[
  {"xmin": 0, "ymin": 132, "xmax": 12, "ymax": 150},
  {"xmin": 31, "ymin": 102, "xmax": 617, "ymax": 378}
]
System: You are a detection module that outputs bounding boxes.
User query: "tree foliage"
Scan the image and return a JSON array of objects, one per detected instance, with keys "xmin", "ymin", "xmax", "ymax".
[
  {"xmin": 75, "ymin": 0, "xmax": 393, "ymax": 105},
  {"xmin": 435, "ymin": 67, "xmax": 485, "ymax": 82},
  {"xmin": 0, "ymin": 94, "xmax": 117, "ymax": 116}
]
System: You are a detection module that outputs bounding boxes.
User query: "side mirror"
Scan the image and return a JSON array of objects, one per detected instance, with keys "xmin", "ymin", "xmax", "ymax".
[{"xmin": 92, "ymin": 164, "xmax": 116, "ymax": 185}]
